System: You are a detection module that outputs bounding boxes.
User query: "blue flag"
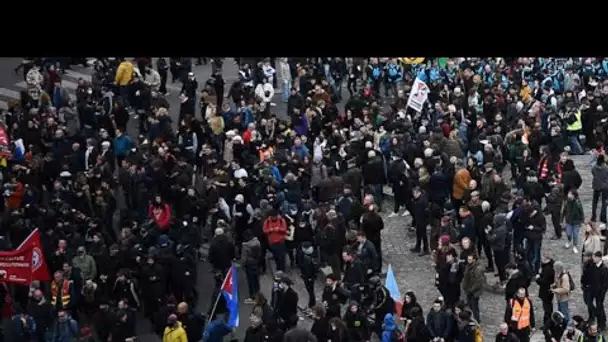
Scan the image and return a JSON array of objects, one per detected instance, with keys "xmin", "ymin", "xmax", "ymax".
[{"xmin": 221, "ymin": 264, "xmax": 239, "ymax": 327}]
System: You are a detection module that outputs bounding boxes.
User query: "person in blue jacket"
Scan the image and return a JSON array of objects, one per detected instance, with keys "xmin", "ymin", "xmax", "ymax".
[
  {"xmin": 381, "ymin": 312, "xmax": 398, "ymax": 342},
  {"xmin": 203, "ymin": 311, "xmax": 233, "ymax": 342},
  {"xmin": 11, "ymin": 308, "xmax": 37, "ymax": 342}
]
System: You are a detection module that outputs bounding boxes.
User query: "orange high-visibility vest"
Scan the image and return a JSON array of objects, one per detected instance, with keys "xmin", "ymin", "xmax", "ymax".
[
  {"xmin": 510, "ymin": 298, "xmax": 531, "ymax": 330},
  {"xmin": 50, "ymin": 280, "xmax": 71, "ymax": 308}
]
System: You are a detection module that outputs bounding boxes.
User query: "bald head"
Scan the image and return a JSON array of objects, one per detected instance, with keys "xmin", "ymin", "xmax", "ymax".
[{"xmin": 177, "ymin": 302, "xmax": 188, "ymax": 314}]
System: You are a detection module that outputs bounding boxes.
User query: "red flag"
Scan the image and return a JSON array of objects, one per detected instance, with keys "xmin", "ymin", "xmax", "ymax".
[{"xmin": 17, "ymin": 229, "xmax": 50, "ymax": 282}]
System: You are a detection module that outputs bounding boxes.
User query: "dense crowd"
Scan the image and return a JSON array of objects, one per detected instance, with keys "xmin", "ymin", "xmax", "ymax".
[{"xmin": 1, "ymin": 57, "xmax": 608, "ymax": 342}]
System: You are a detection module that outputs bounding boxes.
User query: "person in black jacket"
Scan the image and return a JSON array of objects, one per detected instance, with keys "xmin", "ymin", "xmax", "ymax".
[
  {"xmin": 322, "ymin": 275, "xmax": 349, "ymax": 319},
  {"xmin": 26, "ymin": 289, "xmax": 54, "ymax": 342},
  {"xmin": 360, "ymin": 205, "xmax": 384, "ymax": 266},
  {"xmin": 341, "ymin": 249, "xmax": 366, "ymax": 301},
  {"xmin": 177, "ymin": 301, "xmax": 206, "ymax": 342},
  {"xmin": 522, "ymin": 203, "xmax": 546, "ymax": 274},
  {"xmin": 410, "ymin": 187, "xmax": 430, "ymax": 256},
  {"xmin": 343, "ymin": 301, "xmax": 371, "ymax": 342},
  {"xmin": 245, "ymin": 313, "xmax": 270, "ymax": 342},
  {"xmin": 488, "ymin": 214, "xmax": 510, "ymax": 286},
  {"xmin": 561, "ymin": 159, "xmax": 582, "ymax": 195},
  {"xmin": 387, "ymin": 154, "xmax": 409, "ymax": 217},
  {"xmin": 584, "ymin": 251, "xmax": 608, "ymax": 330},
  {"xmin": 299, "ymin": 242, "xmax": 319, "ymax": 309},
  {"xmin": 356, "ymin": 231, "xmax": 380, "ymax": 275},
  {"xmin": 208, "ymin": 227, "xmax": 235, "ymax": 275},
  {"xmin": 426, "ymin": 298, "xmax": 453, "ymax": 341},
  {"xmin": 535, "ymin": 257, "xmax": 555, "ymax": 327},
  {"xmin": 274, "ymin": 276, "xmax": 299, "ymax": 331},
  {"xmin": 311, "ymin": 304, "xmax": 330, "ymax": 342},
  {"xmin": 543, "ymin": 311, "xmax": 567, "ymax": 342},
  {"xmin": 400, "ymin": 291, "xmax": 423, "ymax": 322},
  {"xmin": 362, "ymin": 151, "xmax": 386, "ymax": 210}
]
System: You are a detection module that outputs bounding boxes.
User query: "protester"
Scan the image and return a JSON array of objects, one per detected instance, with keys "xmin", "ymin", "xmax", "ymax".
[{"xmin": 4, "ymin": 56, "xmax": 608, "ymax": 342}]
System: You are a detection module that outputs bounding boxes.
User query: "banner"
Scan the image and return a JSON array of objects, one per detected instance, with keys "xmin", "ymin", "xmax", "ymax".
[
  {"xmin": 0, "ymin": 247, "xmax": 33, "ymax": 285},
  {"xmin": 0, "ymin": 229, "xmax": 50, "ymax": 285},
  {"xmin": 407, "ymin": 78, "xmax": 430, "ymax": 112}
]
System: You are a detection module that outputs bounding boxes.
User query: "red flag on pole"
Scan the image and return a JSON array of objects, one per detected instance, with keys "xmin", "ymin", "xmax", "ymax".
[{"xmin": 17, "ymin": 229, "xmax": 50, "ymax": 282}]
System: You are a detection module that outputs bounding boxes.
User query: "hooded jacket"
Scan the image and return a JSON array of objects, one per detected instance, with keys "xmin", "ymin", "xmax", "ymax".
[
  {"xmin": 487, "ymin": 214, "xmax": 508, "ymax": 251},
  {"xmin": 381, "ymin": 313, "xmax": 397, "ymax": 342}
]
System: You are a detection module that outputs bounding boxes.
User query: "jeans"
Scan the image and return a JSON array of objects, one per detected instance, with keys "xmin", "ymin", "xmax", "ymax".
[
  {"xmin": 557, "ymin": 300, "xmax": 571, "ymax": 324},
  {"xmin": 332, "ymin": 78, "xmax": 343, "ymax": 102},
  {"xmin": 525, "ymin": 238, "xmax": 542, "ymax": 274},
  {"xmin": 269, "ymin": 242, "xmax": 286, "ymax": 272},
  {"xmin": 565, "ymin": 223, "xmax": 581, "ymax": 246},
  {"xmin": 244, "ymin": 264, "xmax": 260, "ymax": 298},
  {"xmin": 467, "ymin": 294, "xmax": 480, "ymax": 323},
  {"xmin": 568, "ymin": 130, "xmax": 584, "ymax": 155},
  {"xmin": 372, "ymin": 184, "xmax": 384, "ymax": 210},
  {"xmin": 592, "ymin": 189, "xmax": 608, "ymax": 223},
  {"xmin": 282, "ymin": 79, "xmax": 291, "ymax": 103}
]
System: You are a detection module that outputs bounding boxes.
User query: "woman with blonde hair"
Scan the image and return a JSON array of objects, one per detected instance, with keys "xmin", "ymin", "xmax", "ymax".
[{"xmin": 582, "ymin": 222, "xmax": 603, "ymax": 259}]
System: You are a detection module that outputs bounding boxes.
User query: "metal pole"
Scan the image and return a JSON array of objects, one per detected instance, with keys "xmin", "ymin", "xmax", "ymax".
[{"xmin": 206, "ymin": 269, "xmax": 229, "ymax": 326}]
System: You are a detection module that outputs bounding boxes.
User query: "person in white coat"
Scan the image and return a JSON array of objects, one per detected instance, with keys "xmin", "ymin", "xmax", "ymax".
[
  {"xmin": 143, "ymin": 65, "xmax": 161, "ymax": 93},
  {"xmin": 255, "ymin": 78, "xmax": 275, "ymax": 106},
  {"xmin": 262, "ymin": 58, "xmax": 276, "ymax": 86}
]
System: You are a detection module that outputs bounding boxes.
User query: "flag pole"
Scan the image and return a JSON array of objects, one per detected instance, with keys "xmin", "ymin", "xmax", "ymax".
[{"xmin": 207, "ymin": 265, "xmax": 232, "ymax": 326}]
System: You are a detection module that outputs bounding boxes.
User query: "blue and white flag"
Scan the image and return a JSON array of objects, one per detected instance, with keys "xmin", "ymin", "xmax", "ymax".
[{"xmin": 221, "ymin": 264, "xmax": 239, "ymax": 327}]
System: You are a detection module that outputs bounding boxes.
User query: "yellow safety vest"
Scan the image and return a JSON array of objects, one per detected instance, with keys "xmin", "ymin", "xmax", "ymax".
[
  {"xmin": 50, "ymin": 280, "xmax": 71, "ymax": 308},
  {"xmin": 567, "ymin": 111, "xmax": 582, "ymax": 131}
]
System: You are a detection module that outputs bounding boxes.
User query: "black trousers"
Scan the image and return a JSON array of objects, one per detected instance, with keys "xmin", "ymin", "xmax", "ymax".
[
  {"xmin": 159, "ymin": 70, "xmax": 168, "ymax": 94},
  {"xmin": 551, "ymin": 211, "xmax": 563, "ymax": 238},
  {"xmin": 592, "ymin": 189, "xmax": 608, "ymax": 222},
  {"xmin": 303, "ymin": 277, "xmax": 316, "ymax": 308},
  {"xmin": 415, "ymin": 225, "xmax": 429, "ymax": 252}
]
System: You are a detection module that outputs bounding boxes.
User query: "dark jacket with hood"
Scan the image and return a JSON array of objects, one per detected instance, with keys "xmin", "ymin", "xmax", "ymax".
[
  {"xmin": 536, "ymin": 259, "xmax": 555, "ymax": 302},
  {"xmin": 488, "ymin": 214, "xmax": 509, "ymax": 251}
]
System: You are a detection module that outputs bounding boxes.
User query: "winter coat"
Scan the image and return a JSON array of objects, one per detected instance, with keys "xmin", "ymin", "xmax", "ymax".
[
  {"xmin": 453, "ymin": 168, "xmax": 472, "ymax": 200},
  {"xmin": 241, "ymin": 237, "xmax": 261, "ymax": 266},
  {"xmin": 164, "ymin": 322, "xmax": 188, "ymax": 342},
  {"xmin": 462, "ymin": 260, "xmax": 486, "ymax": 297},
  {"xmin": 487, "ymin": 214, "xmax": 508, "ymax": 251}
]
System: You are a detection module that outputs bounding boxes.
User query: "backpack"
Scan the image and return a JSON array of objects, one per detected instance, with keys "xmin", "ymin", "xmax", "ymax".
[
  {"xmin": 390, "ymin": 329, "xmax": 405, "ymax": 342},
  {"xmin": 562, "ymin": 271, "xmax": 576, "ymax": 291}
]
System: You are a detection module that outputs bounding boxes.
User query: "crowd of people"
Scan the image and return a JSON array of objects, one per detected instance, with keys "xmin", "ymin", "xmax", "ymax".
[{"xmin": 1, "ymin": 56, "xmax": 608, "ymax": 342}]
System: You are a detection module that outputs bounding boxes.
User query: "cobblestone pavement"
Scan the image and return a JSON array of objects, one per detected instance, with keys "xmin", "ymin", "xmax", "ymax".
[{"xmin": 380, "ymin": 155, "xmax": 593, "ymax": 341}]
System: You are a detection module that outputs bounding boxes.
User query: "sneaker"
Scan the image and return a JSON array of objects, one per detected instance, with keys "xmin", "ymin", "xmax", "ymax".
[
  {"xmin": 401, "ymin": 211, "xmax": 410, "ymax": 217},
  {"xmin": 573, "ymin": 246, "xmax": 579, "ymax": 254},
  {"xmin": 244, "ymin": 298, "xmax": 255, "ymax": 304},
  {"xmin": 565, "ymin": 242, "xmax": 571, "ymax": 248},
  {"xmin": 410, "ymin": 247, "xmax": 421, "ymax": 253},
  {"xmin": 388, "ymin": 212, "xmax": 398, "ymax": 218}
]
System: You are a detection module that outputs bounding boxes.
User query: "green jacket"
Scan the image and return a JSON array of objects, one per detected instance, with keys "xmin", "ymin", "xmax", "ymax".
[{"xmin": 562, "ymin": 198, "xmax": 584, "ymax": 225}]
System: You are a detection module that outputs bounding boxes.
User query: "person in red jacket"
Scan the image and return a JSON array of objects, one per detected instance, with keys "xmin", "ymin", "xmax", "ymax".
[
  {"xmin": 148, "ymin": 195, "xmax": 172, "ymax": 231},
  {"xmin": 263, "ymin": 210, "xmax": 288, "ymax": 272}
]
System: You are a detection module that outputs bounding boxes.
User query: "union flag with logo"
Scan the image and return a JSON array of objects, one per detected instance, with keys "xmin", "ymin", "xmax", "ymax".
[{"xmin": 0, "ymin": 229, "xmax": 50, "ymax": 285}]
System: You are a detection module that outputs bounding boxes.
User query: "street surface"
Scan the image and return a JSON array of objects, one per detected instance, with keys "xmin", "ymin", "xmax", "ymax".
[{"xmin": 0, "ymin": 58, "xmax": 593, "ymax": 341}]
